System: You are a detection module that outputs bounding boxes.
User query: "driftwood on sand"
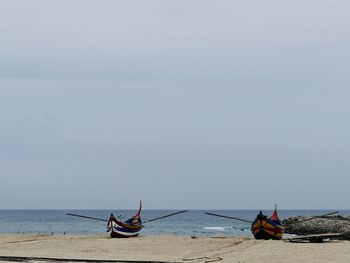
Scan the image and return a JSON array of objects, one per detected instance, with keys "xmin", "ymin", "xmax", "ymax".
[{"xmin": 283, "ymin": 214, "xmax": 350, "ymax": 240}]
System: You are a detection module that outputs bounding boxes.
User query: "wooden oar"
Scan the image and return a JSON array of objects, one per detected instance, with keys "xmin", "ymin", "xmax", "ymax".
[
  {"xmin": 317, "ymin": 216, "xmax": 350, "ymax": 221},
  {"xmin": 301, "ymin": 211, "xmax": 339, "ymax": 222},
  {"xmin": 287, "ymin": 211, "xmax": 339, "ymax": 225},
  {"xmin": 144, "ymin": 210, "xmax": 188, "ymax": 223},
  {"xmin": 313, "ymin": 211, "xmax": 339, "ymax": 218},
  {"xmin": 68, "ymin": 210, "xmax": 188, "ymax": 224},
  {"xmin": 66, "ymin": 213, "xmax": 107, "ymax": 222},
  {"xmin": 204, "ymin": 212, "xmax": 253, "ymax": 223}
]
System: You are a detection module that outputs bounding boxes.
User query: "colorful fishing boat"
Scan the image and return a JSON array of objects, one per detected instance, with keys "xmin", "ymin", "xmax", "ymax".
[
  {"xmin": 205, "ymin": 205, "xmax": 285, "ymax": 240},
  {"xmin": 107, "ymin": 201, "xmax": 143, "ymax": 238},
  {"xmin": 67, "ymin": 201, "xmax": 188, "ymax": 238},
  {"xmin": 251, "ymin": 206, "xmax": 284, "ymax": 240}
]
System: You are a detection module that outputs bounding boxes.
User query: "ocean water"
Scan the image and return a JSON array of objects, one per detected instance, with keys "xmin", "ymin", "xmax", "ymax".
[{"xmin": 0, "ymin": 210, "xmax": 349, "ymax": 237}]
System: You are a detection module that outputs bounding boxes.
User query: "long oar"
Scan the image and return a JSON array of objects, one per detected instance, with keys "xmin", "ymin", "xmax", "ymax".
[
  {"xmin": 66, "ymin": 213, "xmax": 107, "ymax": 222},
  {"xmin": 287, "ymin": 211, "xmax": 339, "ymax": 225},
  {"xmin": 205, "ymin": 212, "xmax": 253, "ymax": 223},
  {"xmin": 299, "ymin": 211, "xmax": 339, "ymax": 222},
  {"xmin": 144, "ymin": 210, "xmax": 188, "ymax": 223},
  {"xmin": 301, "ymin": 211, "xmax": 340, "ymax": 222},
  {"xmin": 313, "ymin": 211, "xmax": 339, "ymax": 218}
]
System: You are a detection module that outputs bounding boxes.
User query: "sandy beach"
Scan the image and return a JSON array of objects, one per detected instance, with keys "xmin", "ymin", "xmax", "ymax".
[{"xmin": 0, "ymin": 234, "xmax": 349, "ymax": 263}]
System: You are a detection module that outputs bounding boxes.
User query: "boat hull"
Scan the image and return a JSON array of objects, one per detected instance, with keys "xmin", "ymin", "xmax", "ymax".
[
  {"xmin": 110, "ymin": 229, "xmax": 140, "ymax": 238},
  {"xmin": 251, "ymin": 217, "xmax": 284, "ymax": 240},
  {"xmin": 109, "ymin": 223, "xmax": 142, "ymax": 238}
]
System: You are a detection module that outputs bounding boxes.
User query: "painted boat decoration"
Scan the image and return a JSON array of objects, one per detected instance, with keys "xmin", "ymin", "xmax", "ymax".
[
  {"xmin": 205, "ymin": 204, "xmax": 284, "ymax": 240},
  {"xmin": 67, "ymin": 201, "xmax": 187, "ymax": 238},
  {"xmin": 251, "ymin": 207, "xmax": 284, "ymax": 240}
]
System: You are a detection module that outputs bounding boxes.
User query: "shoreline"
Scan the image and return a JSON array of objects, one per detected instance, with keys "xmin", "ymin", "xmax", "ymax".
[{"xmin": 0, "ymin": 234, "xmax": 350, "ymax": 262}]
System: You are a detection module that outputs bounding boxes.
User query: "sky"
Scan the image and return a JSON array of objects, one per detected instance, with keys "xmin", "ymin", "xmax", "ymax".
[{"xmin": 0, "ymin": 0, "xmax": 350, "ymax": 210}]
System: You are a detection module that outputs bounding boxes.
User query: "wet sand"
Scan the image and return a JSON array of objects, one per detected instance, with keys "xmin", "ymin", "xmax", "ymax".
[{"xmin": 0, "ymin": 234, "xmax": 349, "ymax": 262}]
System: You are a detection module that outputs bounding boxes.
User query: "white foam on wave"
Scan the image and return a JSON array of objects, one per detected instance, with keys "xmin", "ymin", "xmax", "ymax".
[{"xmin": 203, "ymin": 226, "xmax": 233, "ymax": 231}]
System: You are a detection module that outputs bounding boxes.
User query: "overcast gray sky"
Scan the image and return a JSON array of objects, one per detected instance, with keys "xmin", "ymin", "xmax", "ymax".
[{"xmin": 1, "ymin": 0, "xmax": 350, "ymax": 209}]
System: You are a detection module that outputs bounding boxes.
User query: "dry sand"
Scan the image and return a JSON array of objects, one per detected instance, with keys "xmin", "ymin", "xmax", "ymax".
[{"xmin": 0, "ymin": 233, "xmax": 349, "ymax": 262}]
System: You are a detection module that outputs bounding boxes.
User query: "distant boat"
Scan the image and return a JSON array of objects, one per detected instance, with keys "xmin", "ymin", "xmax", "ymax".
[
  {"xmin": 205, "ymin": 204, "xmax": 285, "ymax": 240},
  {"xmin": 251, "ymin": 207, "xmax": 284, "ymax": 240},
  {"xmin": 107, "ymin": 201, "xmax": 143, "ymax": 238}
]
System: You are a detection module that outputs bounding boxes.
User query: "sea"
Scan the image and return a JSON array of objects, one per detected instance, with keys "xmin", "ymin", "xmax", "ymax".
[{"xmin": 1, "ymin": 210, "xmax": 349, "ymax": 237}]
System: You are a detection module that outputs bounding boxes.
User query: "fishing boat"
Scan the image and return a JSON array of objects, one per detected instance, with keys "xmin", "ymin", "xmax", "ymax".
[
  {"xmin": 205, "ymin": 205, "xmax": 284, "ymax": 240},
  {"xmin": 251, "ymin": 207, "xmax": 284, "ymax": 240},
  {"xmin": 107, "ymin": 201, "xmax": 143, "ymax": 238},
  {"xmin": 67, "ymin": 201, "xmax": 188, "ymax": 238}
]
